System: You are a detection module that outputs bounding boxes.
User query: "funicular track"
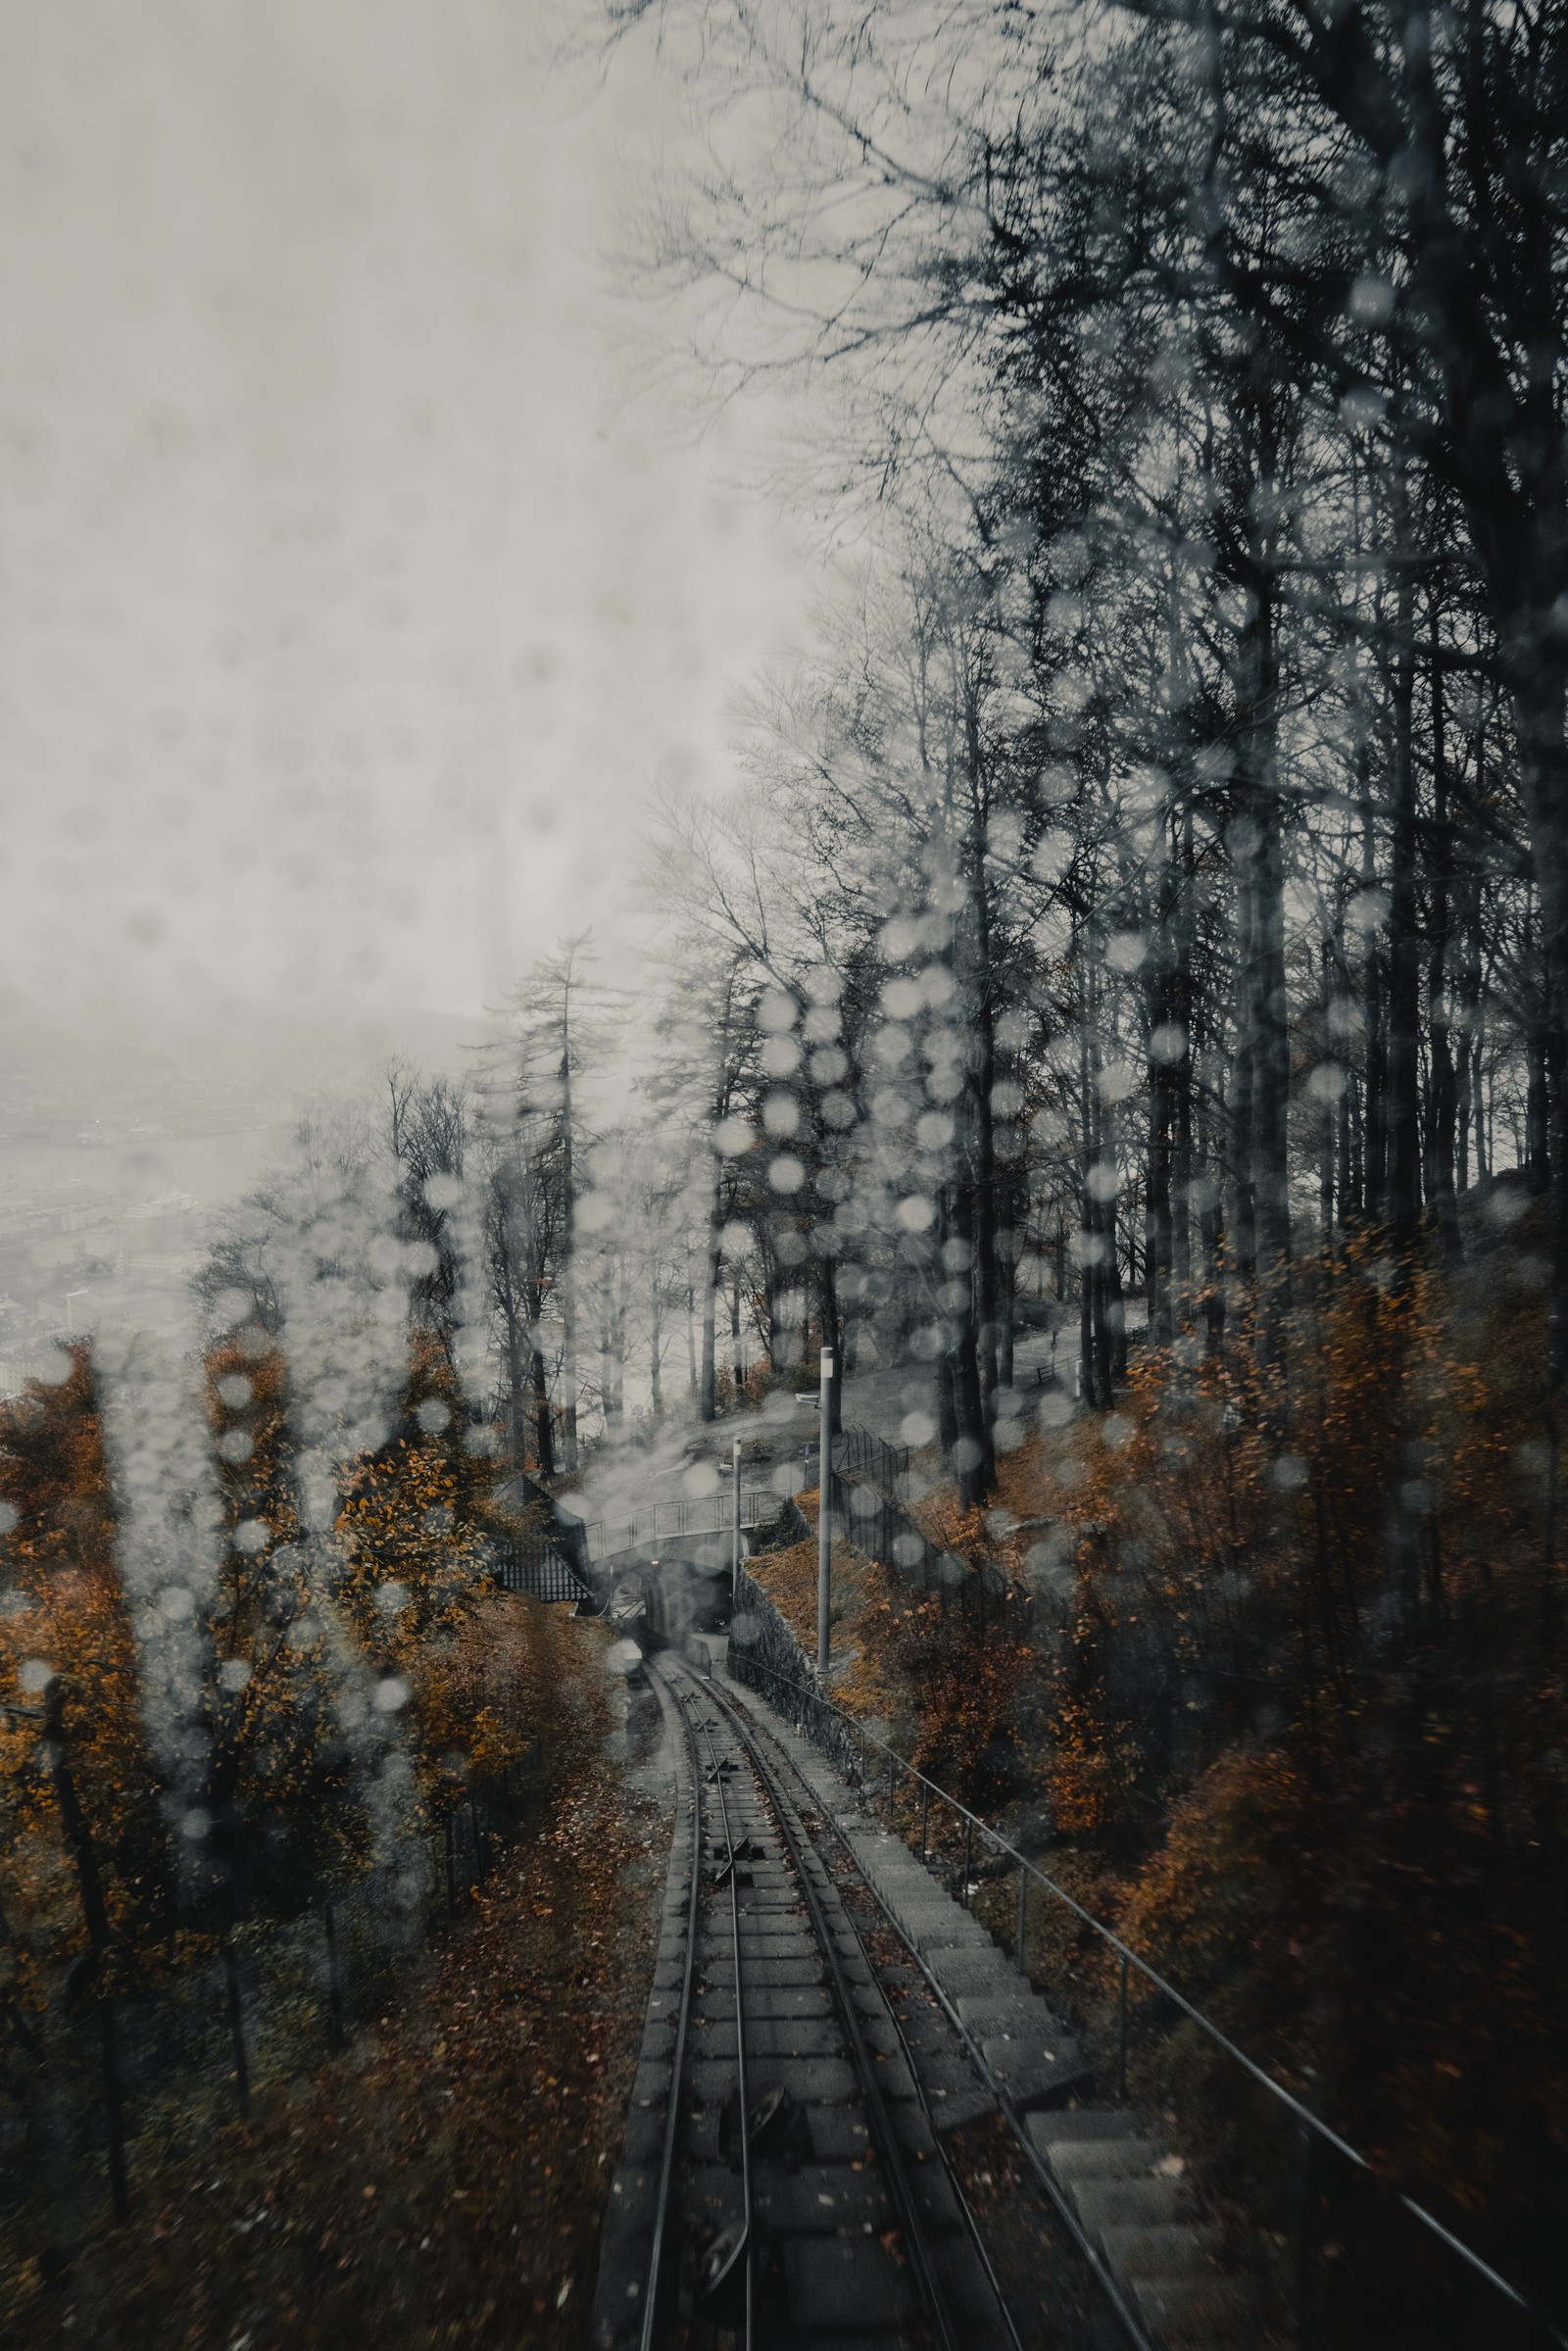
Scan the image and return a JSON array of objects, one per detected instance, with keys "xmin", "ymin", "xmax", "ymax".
[{"xmin": 591, "ymin": 1646, "xmax": 1121, "ymax": 2351}]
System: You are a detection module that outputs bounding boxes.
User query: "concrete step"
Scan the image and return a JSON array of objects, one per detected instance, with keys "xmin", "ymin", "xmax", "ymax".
[
  {"xmin": 979, "ymin": 2033, "xmax": 1082, "ymax": 2079},
  {"xmin": 1045, "ymin": 2133, "xmax": 1166, "ymax": 2183},
  {"xmin": 1066, "ymin": 2173, "xmax": 1195, "ymax": 2236},
  {"xmin": 1100, "ymin": 2223, "xmax": 1225, "ymax": 2281},
  {"xmin": 1130, "ymin": 2274, "xmax": 1260, "ymax": 2345},
  {"xmin": 899, "ymin": 1918, "xmax": 994, "ymax": 1959},
  {"xmin": 925, "ymin": 2082, "xmax": 999, "ymax": 2134},
  {"xmin": 1029, "ymin": 2108, "xmax": 1146, "ymax": 2147},
  {"xmin": 917, "ymin": 1952, "xmax": 1024, "ymax": 1997},
  {"xmin": 984, "ymin": 2050, "xmax": 1095, "ymax": 2110},
  {"xmin": 956, "ymin": 1993, "xmax": 1069, "ymax": 2037}
]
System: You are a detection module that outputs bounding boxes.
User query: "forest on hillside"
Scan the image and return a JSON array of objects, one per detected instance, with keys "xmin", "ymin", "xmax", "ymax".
[{"xmin": 3, "ymin": 0, "xmax": 1568, "ymax": 2343}]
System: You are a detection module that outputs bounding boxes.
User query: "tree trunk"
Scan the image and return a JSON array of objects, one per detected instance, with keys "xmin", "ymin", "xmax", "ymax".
[
  {"xmin": 1319, "ymin": 944, "xmax": 1337, "ymax": 1248},
  {"xmin": 504, "ymin": 1301, "xmax": 530, "ymax": 1475},
  {"xmin": 1385, "ymin": 558, "xmax": 1423, "ymax": 1254},
  {"xmin": 1506, "ymin": 668, "xmax": 1568, "ymax": 1349},
  {"xmin": 684, "ymin": 1263, "xmax": 698, "ymax": 1400},
  {"xmin": 1230, "ymin": 465, "xmax": 1292, "ymax": 1337},
  {"xmin": 529, "ymin": 1339, "xmax": 556, "ymax": 1484},
  {"xmin": 600, "ymin": 1324, "xmax": 616, "ymax": 1426},
  {"xmin": 1425, "ymin": 624, "xmax": 1461, "ymax": 1261},
  {"xmin": 1230, "ymin": 855, "xmax": 1258, "ymax": 1290},
  {"xmin": 942, "ymin": 1175, "xmax": 995, "ymax": 1504},
  {"xmin": 1199, "ymin": 1082, "xmax": 1227, "ymax": 1354},
  {"xmin": 969, "ymin": 975, "xmax": 1001, "ymax": 1424},
  {"xmin": 1251, "ymin": 799, "xmax": 1293, "ymax": 1301},
  {"xmin": 1360, "ymin": 774, "xmax": 1388, "ymax": 1229},
  {"xmin": 558, "ymin": 1007, "xmax": 579, "ymax": 1472},
  {"xmin": 1079, "ymin": 1016, "xmax": 1102, "ymax": 1404},
  {"xmin": 1526, "ymin": 1009, "xmax": 1551, "ymax": 1196},
  {"xmin": 996, "ymin": 1205, "xmax": 1016, "ymax": 1389},
  {"xmin": 699, "ymin": 1154, "xmax": 720, "ymax": 1423},
  {"xmin": 1147, "ymin": 960, "xmax": 1177, "ymax": 1347}
]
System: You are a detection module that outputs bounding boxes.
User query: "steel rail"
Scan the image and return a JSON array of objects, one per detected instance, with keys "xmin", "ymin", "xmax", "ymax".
[
  {"xmin": 664, "ymin": 1658, "xmax": 963, "ymax": 2351},
  {"xmin": 639, "ymin": 1659, "xmax": 705, "ymax": 2351},
  {"xmin": 678, "ymin": 1684, "xmax": 756, "ymax": 2351},
  {"xmin": 695, "ymin": 1665, "xmax": 1026, "ymax": 2351},
  {"xmin": 710, "ymin": 1665, "xmax": 1156, "ymax": 2351},
  {"xmin": 737, "ymin": 1653, "xmax": 1567, "ymax": 2347}
]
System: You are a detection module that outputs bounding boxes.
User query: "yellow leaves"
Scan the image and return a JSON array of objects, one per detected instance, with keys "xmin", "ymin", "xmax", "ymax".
[{"xmin": 0, "ymin": 1349, "xmax": 171, "ymax": 1990}]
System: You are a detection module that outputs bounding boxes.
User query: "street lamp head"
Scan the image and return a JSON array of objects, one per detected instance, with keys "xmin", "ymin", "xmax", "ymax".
[{"xmin": 820, "ymin": 1347, "xmax": 834, "ymax": 1377}]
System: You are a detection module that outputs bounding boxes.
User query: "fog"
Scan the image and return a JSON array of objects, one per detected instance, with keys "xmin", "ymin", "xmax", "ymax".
[{"xmin": 0, "ymin": 0, "xmax": 807, "ymax": 1056}]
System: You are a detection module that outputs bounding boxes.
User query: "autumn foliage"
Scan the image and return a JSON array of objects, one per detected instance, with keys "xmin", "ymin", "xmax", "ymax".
[
  {"xmin": 0, "ymin": 1325, "xmax": 537, "ymax": 2023},
  {"xmin": 0, "ymin": 1347, "xmax": 172, "ymax": 1994},
  {"xmin": 1043, "ymin": 1243, "xmax": 1568, "ymax": 2312},
  {"xmin": 804, "ymin": 1229, "xmax": 1567, "ymax": 2329}
]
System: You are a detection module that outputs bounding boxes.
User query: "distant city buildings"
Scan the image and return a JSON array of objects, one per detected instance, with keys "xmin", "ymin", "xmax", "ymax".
[{"xmin": 0, "ymin": 1186, "xmax": 221, "ymax": 1397}]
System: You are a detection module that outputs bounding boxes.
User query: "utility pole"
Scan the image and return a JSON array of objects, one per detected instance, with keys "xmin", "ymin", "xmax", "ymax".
[
  {"xmin": 817, "ymin": 1346, "xmax": 833, "ymax": 1675},
  {"xmin": 731, "ymin": 1434, "xmax": 743, "ymax": 1604},
  {"xmin": 558, "ymin": 965, "xmax": 579, "ymax": 1473}
]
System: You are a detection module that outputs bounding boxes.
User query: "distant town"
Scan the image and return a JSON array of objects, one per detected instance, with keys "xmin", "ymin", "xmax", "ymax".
[
  {"xmin": 0, "ymin": 1000, "xmax": 488, "ymax": 1395},
  {"xmin": 0, "ymin": 1033, "xmax": 323, "ymax": 1393},
  {"xmin": 0, "ymin": 1184, "xmax": 213, "ymax": 1393}
]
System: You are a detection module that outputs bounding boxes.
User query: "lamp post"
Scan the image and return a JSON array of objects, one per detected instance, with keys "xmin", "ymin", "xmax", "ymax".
[
  {"xmin": 817, "ymin": 1346, "xmax": 833, "ymax": 1675},
  {"xmin": 731, "ymin": 1433, "xmax": 742, "ymax": 1602}
]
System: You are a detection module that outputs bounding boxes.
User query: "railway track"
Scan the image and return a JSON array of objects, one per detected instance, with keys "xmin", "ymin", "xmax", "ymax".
[{"xmin": 592, "ymin": 1647, "xmax": 1126, "ymax": 2351}]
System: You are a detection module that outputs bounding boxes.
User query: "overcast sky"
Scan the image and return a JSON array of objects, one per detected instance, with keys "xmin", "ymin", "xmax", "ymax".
[{"xmin": 0, "ymin": 1, "xmax": 808, "ymax": 1047}]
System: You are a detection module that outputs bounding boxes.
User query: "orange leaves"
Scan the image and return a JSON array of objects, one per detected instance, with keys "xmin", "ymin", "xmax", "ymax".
[
  {"xmin": 0, "ymin": 1346, "xmax": 170, "ymax": 1988},
  {"xmin": 0, "ymin": 1600, "xmax": 661, "ymax": 2351},
  {"xmin": 326, "ymin": 1335, "xmax": 523, "ymax": 1816}
]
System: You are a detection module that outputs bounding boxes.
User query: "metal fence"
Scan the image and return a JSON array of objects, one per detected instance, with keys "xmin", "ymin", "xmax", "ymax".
[
  {"xmin": 0, "ymin": 1756, "xmax": 536, "ymax": 2245},
  {"xmin": 729, "ymin": 1565, "xmax": 860, "ymax": 1783},
  {"xmin": 725, "ymin": 1637, "xmax": 1565, "ymax": 2351},
  {"xmin": 495, "ymin": 1535, "xmax": 595, "ymax": 1605},
  {"xmin": 493, "ymin": 1472, "xmax": 593, "ymax": 1588},
  {"xmin": 829, "ymin": 1460, "xmax": 1026, "ymax": 1632},
  {"xmin": 831, "ymin": 1426, "xmax": 911, "ymax": 1500}
]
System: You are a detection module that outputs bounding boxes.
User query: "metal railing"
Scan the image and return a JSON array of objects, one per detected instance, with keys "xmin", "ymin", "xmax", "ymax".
[
  {"xmin": 582, "ymin": 1487, "xmax": 779, "ymax": 1562},
  {"xmin": 728, "ymin": 1644, "xmax": 1566, "ymax": 2351}
]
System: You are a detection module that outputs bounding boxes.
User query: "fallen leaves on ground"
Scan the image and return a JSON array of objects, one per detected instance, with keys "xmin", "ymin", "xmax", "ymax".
[{"xmin": 1, "ymin": 1600, "xmax": 667, "ymax": 2351}]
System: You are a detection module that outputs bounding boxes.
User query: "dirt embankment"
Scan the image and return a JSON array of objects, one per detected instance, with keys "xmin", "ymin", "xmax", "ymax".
[{"xmin": 2, "ymin": 1600, "xmax": 667, "ymax": 2351}]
